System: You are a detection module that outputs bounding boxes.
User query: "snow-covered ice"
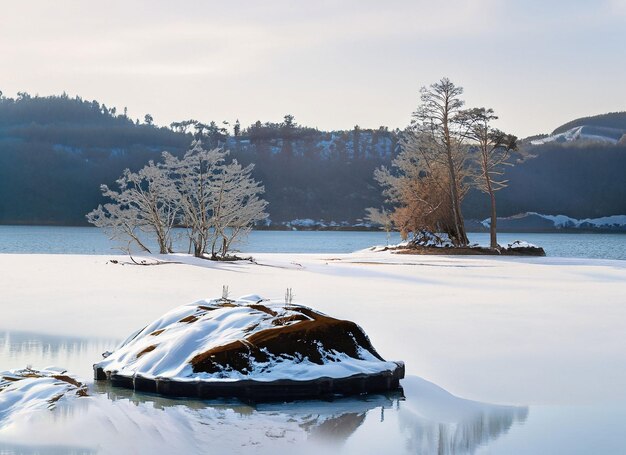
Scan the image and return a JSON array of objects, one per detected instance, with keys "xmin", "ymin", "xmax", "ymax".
[{"xmin": 0, "ymin": 251, "xmax": 625, "ymax": 453}]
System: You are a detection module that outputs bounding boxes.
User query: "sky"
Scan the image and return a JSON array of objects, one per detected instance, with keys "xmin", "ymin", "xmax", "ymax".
[{"xmin": 1, "ymin": 0, "xmax": 625, "ymax": 137}]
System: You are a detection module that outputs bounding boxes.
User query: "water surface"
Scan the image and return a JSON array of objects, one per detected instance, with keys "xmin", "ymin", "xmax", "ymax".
[{"xmin": 0, "ymin": 226, "xmax": 625, "ymax": 260}]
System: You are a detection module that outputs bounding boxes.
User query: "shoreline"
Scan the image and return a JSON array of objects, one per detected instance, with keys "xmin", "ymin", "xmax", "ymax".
[{"xmin": 2, "ymin": 223, "xmax": 626, "ymax": 234}]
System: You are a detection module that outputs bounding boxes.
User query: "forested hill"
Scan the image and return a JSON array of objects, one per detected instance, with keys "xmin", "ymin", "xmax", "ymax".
[
  {"xmin": 0, "ymin": 93, "xmax": 625, "ymax": 226},
  {"xmin": 552, "ymin": 112, "xmax": 626, "ymax": 135},
  {"xmin": 0, "ymin": 94, "xmax": 393, "ymax": 225}
]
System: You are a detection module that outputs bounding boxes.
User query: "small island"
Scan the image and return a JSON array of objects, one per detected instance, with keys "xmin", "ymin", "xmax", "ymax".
[{"xmin": 94, "ymin": 294, "xmax": 405, "ymax": 401}]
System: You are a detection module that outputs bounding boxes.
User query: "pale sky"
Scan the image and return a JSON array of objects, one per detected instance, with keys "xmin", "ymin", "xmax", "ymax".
[{"xmin": 1, "ymin": 0, "xmax": 625, "ymax": 137}]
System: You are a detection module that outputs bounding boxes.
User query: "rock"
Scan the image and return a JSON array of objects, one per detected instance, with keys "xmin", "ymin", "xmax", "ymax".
[
  {"xmin": 94, "ymin": 295, "xmax": 404, "ymax": 401},
  {"xmin": 503, "ymin": 240, "xmax": 546, "ymax": 256}
]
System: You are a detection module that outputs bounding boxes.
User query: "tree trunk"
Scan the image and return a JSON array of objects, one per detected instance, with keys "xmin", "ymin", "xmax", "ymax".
[
  {"xmin": 489, "ymin": 191, "xmax": 497, "ymax": 249},
  {"xmin": 483, "ymin": 153, "xmax": 498, "ymax": 250},
  {"xmin": 442, "ymin": 118, "xmax": 468, "ymax": 246}
]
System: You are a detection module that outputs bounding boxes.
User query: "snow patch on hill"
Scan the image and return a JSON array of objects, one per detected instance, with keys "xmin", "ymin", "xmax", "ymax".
[
  {"xmin": 530, "ymin": 125, "xmax": 625, "ymax": 145},
  {"xmin": 483, "ymin": 212, "xmax": 626, "ymax": 230}
]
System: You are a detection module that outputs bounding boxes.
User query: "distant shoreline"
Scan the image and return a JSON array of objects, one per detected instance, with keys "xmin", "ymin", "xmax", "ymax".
[{"xmin": 1, "ymin": 223, "xmax": 626, "ymax": 234}]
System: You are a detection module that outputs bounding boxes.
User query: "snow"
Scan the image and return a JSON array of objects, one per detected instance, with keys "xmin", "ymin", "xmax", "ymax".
[
  {"xmin": 411, "ymin": 230, "xmax": 453, "ymax": 247},
  {"xmin": 506, "ymin": 240, "xmax": 540, "ymax": 249},
  {"xmin": 529, "ymin": 126, "xmax": 621, "ymax": 145},
  {"xmin": 483, "ymin": 212, "xmax": 626, "ymax": 229},
  {"xmin": 532, "ymin": 213, "xmax": 579, "ymax": 227},
  {"xmin": 1, "ymin": 252, "xmax": 625, "ymax": 452},
  {"xmin": 578, "ymin": 214, "xmax": 626, "ymax": 227},
  {"xmin": 286, "ymin": 219, "xmax": 326, "ymax": 228},
  {"xmin": 1, "ymin": 252, "xmax": 625, "ymax": 405},
  {"xmin": 96, "ymin": 297, "xmax": 399, "ymax": 382}
]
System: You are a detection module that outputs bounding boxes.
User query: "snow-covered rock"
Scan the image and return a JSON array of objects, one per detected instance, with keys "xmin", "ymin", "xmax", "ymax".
[
  {"xmin": 95, "ymin": 295, "xmax": 404, "ymax": 400},
  {"xmin": 506, "ymin": 240, "xmax": 539, "ymax": 249},
  {"xmin": 410, "ymin": 230, "xmax": 453, "ymax": 248}
]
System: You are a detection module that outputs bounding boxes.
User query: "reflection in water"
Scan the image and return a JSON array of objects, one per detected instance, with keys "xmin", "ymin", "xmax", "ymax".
[
  {"xmin": 0, "ymin": 332, "xmax": 527, "ymax": 454},
  {"xmin": 0, "ymin": 331, "xmax": 117, "ymax": 379},
  {"xmin": 0, "ymin": 442, "xmax": 95, "ymax": 455},
  {"xmin": 398, "ymin": 377, "xmax": 528, "ymax": 454}
]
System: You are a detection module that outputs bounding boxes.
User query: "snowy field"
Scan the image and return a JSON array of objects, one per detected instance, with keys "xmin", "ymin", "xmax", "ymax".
[{"xmin": 1, "ymin": 251, "xmax": 625, "ymax": 454}]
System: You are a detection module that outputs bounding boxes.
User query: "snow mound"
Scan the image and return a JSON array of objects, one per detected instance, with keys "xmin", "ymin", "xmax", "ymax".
[
  {"xmin": 506, "ymin": 240, "xmax": 540, "ymax": 249},
  {"xmin": 95, "ymin": 296, "xmax": 403, "ymax": 399},
  {"xmin": 0, "ymin": 367, "xmax": 87, "ymax": 426}
]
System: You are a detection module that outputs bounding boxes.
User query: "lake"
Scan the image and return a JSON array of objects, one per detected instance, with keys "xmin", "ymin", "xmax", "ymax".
[
  {"xmin": 1, "ymin": 227, "xmax": 625, "ymax": 454},
  {"xmin": 0, "ymin": 225, "xmax": 625, "ymax": 260}
]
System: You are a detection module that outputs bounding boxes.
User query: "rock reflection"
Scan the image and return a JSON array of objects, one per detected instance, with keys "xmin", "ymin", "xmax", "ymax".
[
  {"xmin": 93, "ymin": 381, "xmax": 398, "ymax": 449},
  {"xmin": 397, "ymin": 377, "xmax": 528, "ymax": 454}
]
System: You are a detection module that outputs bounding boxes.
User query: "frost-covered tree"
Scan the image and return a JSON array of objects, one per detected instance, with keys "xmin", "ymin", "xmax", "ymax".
[
  {"xmin": 460, "ymin": 107, "xmax": 517, "ymax": 249},
  {"xmin": 86, "ymin": 162, "xmax": 179, "ymax": 254},
  {"xmin": 161, "ymin": 144, "xmax": 224, "ymax": 257},
  {"xmin": 162, "ymin": 142, "xmax": 267, "ymax": 258},
  {"xmin": 209, "ymin": 160, "xmax": 268, "ymax": 258}
]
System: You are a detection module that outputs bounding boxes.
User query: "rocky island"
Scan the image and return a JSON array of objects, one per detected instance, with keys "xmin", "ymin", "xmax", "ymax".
[{"xmin": 94, "ymin": 295, "xmax": 405, "ymax": 401}]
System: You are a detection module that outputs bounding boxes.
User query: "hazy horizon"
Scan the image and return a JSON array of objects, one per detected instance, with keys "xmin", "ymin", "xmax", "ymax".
[{"xmin": 2, "ymin": 0, "xmax": 626, "ymax": 137}]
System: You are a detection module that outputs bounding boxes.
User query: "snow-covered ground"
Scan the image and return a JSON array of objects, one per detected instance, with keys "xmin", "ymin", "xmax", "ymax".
[{"xmin": 1, "ymin": 251, "xmax": 625, "ymax": 453}]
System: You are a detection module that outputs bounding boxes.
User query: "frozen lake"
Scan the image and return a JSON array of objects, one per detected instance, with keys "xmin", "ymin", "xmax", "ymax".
[
  {"xmin": 1, "ymin": 245, "xmax": 625, "ymax": 453},
  {"xmin": 3, "ymin": 330, "xmax": 624, "ymax": 455},
  {"xmin": 0, "ymin": 225, "xmax": 625, "ymax": 259}
]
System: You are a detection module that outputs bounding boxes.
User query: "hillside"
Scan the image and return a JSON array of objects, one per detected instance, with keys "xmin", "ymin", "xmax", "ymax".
[
  {"xmin": 0, "ymin": 94, "xmax": 392, "ymax": 225},
  {"xmin": 552, "ymin": 112, "xmax": 626, "ymax": 135},
  {"xmin": 530, "ymin": 112, "xmax": 626, "ymax": 146},
  {"xmin": 0, "ymin": 93, "xmax": 624, "ymax": 226}
]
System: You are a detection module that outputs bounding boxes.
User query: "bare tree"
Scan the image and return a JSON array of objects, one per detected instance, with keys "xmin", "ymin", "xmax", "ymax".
[
  {"xmin": 374, "ymin": 140, "xmax": 458, "ymax": 242},
  {"xmin": 461, "ymin": 108, "xmax": 517, "ymax": 249},
  {"xmin": 86, "ymin": 162, "xmax": 178, "ymax": 254},
  {"xmin": 407, "ymin": 77, "xmax": 471, "ymax": 246}
]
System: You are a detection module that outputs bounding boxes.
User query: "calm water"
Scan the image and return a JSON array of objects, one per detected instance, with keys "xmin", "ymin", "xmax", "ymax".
[
  {"xmin": 4, "ymin": 331, "xmax": 624, "ymax": 455},
  {"xmin": 0, "ymin": 225, "xmax": 625, "ymax": 259}
]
